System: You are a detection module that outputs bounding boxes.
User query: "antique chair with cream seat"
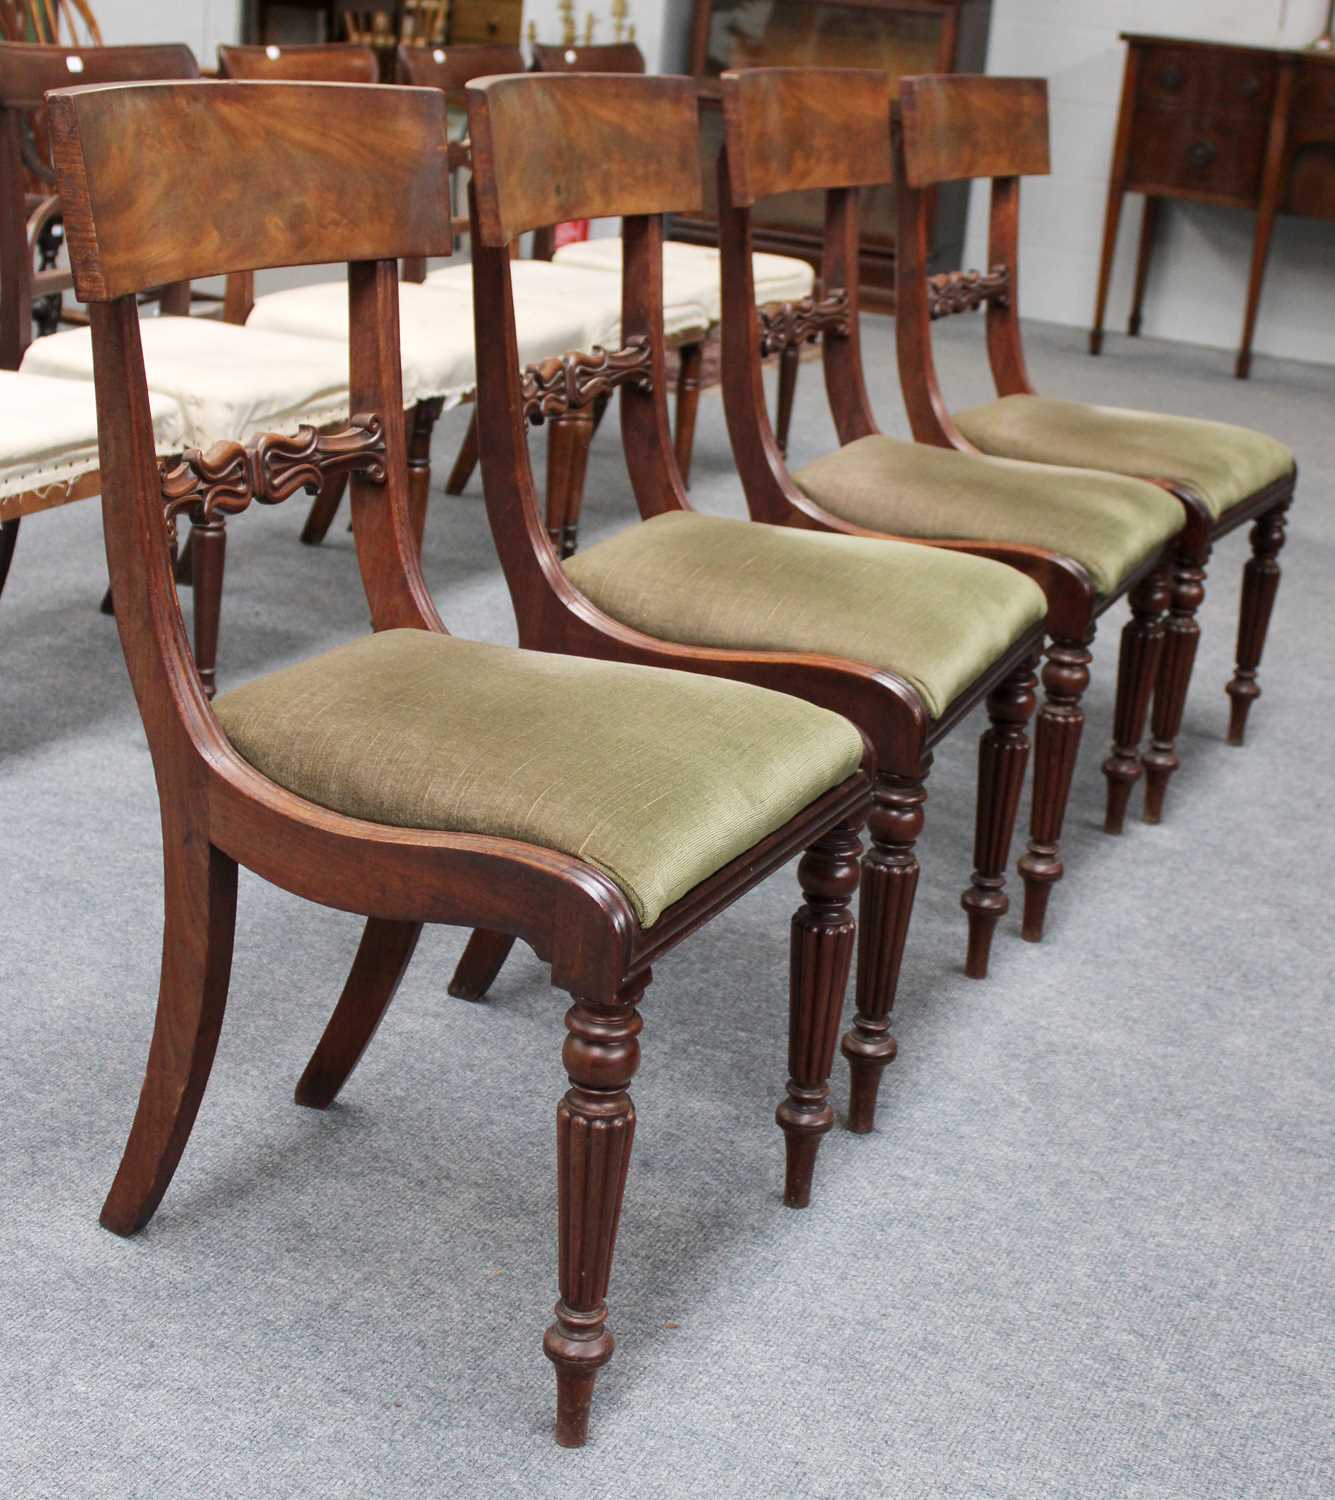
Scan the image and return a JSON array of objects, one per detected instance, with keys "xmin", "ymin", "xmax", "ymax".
[
  {"xmin": 716, "ymin": 67, "xmax": 1186, "ymax": 942},
  {"xmin": 51, "ymin": 71, "xmax": 875, "ymax": 1450},
  {"xmin": 0, "ymin": 41, "xmax": 367, "ymax": 695},
  {"xmin": 895, "ymin": 74, "xmax": 1296, "ymax": 809},
  {"xmin": 217, "ymin": 39, "xmax": 637, "ymax": 553},
  {"xmin": 450, "ymin": 71, "xmax": 1050, "ymax": 1133}
]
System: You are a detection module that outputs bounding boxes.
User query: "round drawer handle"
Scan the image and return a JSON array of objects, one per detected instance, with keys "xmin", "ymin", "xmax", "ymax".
[
  {"xmin": 1159, "ymin": 64, "xmax": 1185, "ymax": 91},
  {"xmin": 1240, "ymin": 75, "xmax": 1261, "ymax": 99},
  {"xmin": 1187, "ymin": 140, "xmax": 1217, "ymax": 170}
]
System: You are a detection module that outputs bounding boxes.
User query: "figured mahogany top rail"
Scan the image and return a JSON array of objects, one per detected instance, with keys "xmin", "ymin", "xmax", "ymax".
[
  {"xmin": 467, "ymin": 73, "xmax": 702, "ymax": 248},
  {"xmin": 531, "ymin": 41, "xmax": 646, "ymax": 74},
  {"xmin": 0, "ymin": 40, "xmax": 198, "ymax": 108},
  {"xmin": 217, "ymin": 43, "xmax": 379, "ymax": 83},
  {"xmin": 898, "ymin": 74, "xmax": 1049, "ymax": 187},
  {"xmin": 47, "ymin": 80, "xmax": 453, "ymax": 300},
  {"xmin": 721, "ymin": 67, "xmax": 893, "ymax": 205},
  {"xmin": 396, "ymin": 41, "xmax": 524, "ymax": 93}
]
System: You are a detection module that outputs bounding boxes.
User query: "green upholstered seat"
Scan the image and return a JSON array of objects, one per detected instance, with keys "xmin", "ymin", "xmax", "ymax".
[
  {"xmin": 952, "ymin": 395, "xmax": 1294, "ymax": 521},
  {"xmin": 212, "ymin": 629, "xmax": 864, "ymax": 929},
  {"xmin": 793, "ymin": 434, "xmax": 1182, "ymax": 598},
  {"xmin": 564, "ymin": 511, "xmax": 1046, "ymax": 721}
]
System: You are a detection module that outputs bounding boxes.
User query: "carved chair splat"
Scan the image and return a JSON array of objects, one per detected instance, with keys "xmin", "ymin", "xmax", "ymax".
[
  {"xmin": 52, "ymin": 74, "xmax": 877, "ymax": 1450},
  {"xmin": 896, "ymin": 73, "xmax": 1297, "ymax": 803},
  {"xmin": 716, "ymin": 66, "xmax": 1190, "ymax": 944},
  {"xmin": 455, "ymin": 70, "xmax": 1052, "ymax": 1130}
]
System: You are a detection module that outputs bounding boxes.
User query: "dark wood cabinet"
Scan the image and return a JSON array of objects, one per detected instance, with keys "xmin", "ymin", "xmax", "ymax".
[
  {"xmin": 672, "ymin": 0, "xmax": 993, "ymax": 309},
  {"xmin": 1091, "ymin": 33, "xmax": 1335, "ymax": 378}
]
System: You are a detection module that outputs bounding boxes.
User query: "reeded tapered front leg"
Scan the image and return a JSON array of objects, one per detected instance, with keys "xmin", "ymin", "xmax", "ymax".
[
  {"xmin": 962, "ymin": 657, "xmax": 1038, "ymax": 978},
  {"xmin": 778, "ymin": 821, "xmax": 861, "ymax": 1206},
  {"xmin": 1227, "ymin": 501, "xmax": 1289, "ymax": 745},
  {"xmin": 1103, "ymin": 569, "xmax": 1170, "ymax": 834},
  {"xmin": 406, "ymin": 396, "xmax": 444, "ymax": 551},
  {"xmin": 842, "ymin": 769, "xmax": 928, "ymax": 1134},
  {"xmin": 673, "ymin": 340, "xmax": 703, "ymax": 487},
  {"xmin": 544, "ymin": 975, "xmax": 645, "ymax": 1448},
  {"xmin": 1143, "ymin": 547, "xmax": 1208, "ymax": 823},
  {"xmin": 1018, "ymin": 634, "xmax": 1092, "ymax": 942}
]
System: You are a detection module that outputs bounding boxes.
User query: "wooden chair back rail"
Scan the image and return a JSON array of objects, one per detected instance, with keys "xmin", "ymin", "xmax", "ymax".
[
  {"xmin": 720, "ymin": 66, "xmax": 892, "ymax": 205},
  {"xmin": 50, "ymin": 80, "xmax": 451, "ymax": 301},
  {"xmin": 897, "ymin": 73, "xmax": 1050, "ymax": 187},
  {"xmin": 466, "ymin": 73, "xmax": 701, "ymax": 246},
  {"xmin": 396, "ymin": 41, "xmax": 524, "ymax": 93},
  {"xmin": 216, "ymin": 43, "xmax": 380, "ymax": 83},
  {"xmin": 0, "ymin": 41, "xmax": 198, "ymax": 107},
  {"xmin": 530, "ymin": 41, "xmax": 645, "ymax": 74}
]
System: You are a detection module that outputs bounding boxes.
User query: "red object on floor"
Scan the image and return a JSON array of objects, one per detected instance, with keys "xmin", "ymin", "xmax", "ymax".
[{"xmin": 554, "ymin": 218, "xmax": 590, "ymax": 248}]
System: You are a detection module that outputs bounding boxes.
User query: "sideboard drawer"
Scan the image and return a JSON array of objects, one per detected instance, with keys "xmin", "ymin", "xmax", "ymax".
[
  {"xmin": 1135, "ymin": 44, "xmax": 1276, "ymax": 120},
  {"xmin": 1292, "ymin": 60, "xmax": 1335, "ymax": 127},
  {"xmin": 1126, "ymin": 108, "xmax": 1268, "ymax": 202},
  {"xmin": 449, "ymin": 0, "xmax": 523, "ymax": 44}
]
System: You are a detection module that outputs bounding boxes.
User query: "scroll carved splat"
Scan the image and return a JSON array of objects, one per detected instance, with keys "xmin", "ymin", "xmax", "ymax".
[
  {"xmin": 758, "ymin": 291, "xmax": 850, "ymax": 357},
  {"xmin": 521, "ymin": 337, "xmax": 653, "ymax": 426},
  {"xmin": 159, "ymin": 414, "xmax": 387, "ymax": 535},
  {"xmin": 926, "ymin": 266, "xmax": 1011, "ymax": 321}
]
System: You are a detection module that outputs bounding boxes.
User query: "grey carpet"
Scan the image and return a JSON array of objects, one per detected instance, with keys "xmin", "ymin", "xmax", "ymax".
[{"xmin": 1, "ymin": 316, "xmax": 1332, "ymax": 1499}]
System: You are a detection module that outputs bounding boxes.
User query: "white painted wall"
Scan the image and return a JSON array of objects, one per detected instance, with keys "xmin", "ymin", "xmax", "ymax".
[
  {"xmin": 92, "ymin": 0, "xmax": 240, "ymax": 59},
  {"xmin": 963, "ymin": 0, "xmax": 1335, "ymax": 367}
]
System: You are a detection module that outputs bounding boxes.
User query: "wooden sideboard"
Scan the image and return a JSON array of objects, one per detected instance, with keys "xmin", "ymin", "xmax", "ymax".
[
  {"xmin": 672, "ymin": 0, "xmax": 993, "ymax": 309},
  {"xmin": 1091, "ymin": 33, "xmax": 1335, "ymax": 379}
]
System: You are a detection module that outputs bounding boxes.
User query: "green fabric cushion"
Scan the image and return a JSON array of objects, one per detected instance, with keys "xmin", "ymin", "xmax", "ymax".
[
  {"xmin": 952, "ymin": 395, "xmax": 1294, "ymax": 520},
  {"xmin": 564, "ymin": 511, "xmax": 1046, "ymax": 721},
  {"xmin": 792, "ymin": 434, "xmax": 1182, "ymax": 598},
  {"xmin": 213, "ymin": 629, "xmax": 864, "ymax": 929}
]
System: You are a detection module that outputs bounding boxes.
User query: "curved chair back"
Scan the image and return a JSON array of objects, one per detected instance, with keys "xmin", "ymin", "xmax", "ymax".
[
  {"xmin": 531, "ymin": 41, "xmax": 645, "ymax": 75},
  {"xmin": 216, "ymin": 43, "xmax": 379, "ymax": 83},
  {"xmin": 397, "ymin": 41, "xmax": 523, "ymax": 95},
  {"xmin": 49, "ymin": 78, "xmax": 453, "ymax": 738},
  {"xmin": 715, "ymin": 67, "xmax": 890, "ymax": 515},
  {"xmin": 895, "ymin": 74, "xmax": 1050, "ymax": 447},
  {"xmin": 0, "ymin": 41, "xmax": 200, "ymax": 367}
]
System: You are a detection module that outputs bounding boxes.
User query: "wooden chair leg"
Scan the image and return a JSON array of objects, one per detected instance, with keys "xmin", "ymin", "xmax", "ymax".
[
  {"xmin": 99, "ymin": 582, "xmax": 115, "ymax": 615},
  {"xmin": 775, "ymin": 341, "xmax": 799, "ymax": 457},
  {"xmin": 1103, "ymin": 569, "xmax": 1169, "ymax": 834},
  {"xmin": 300, "ymin": 472, "xmax": 349, "ymax": 546},
  {"xmin": 100, "ymin": 835, "xmax": 238, "ymax": 1237},
  {"xmin": 544, "ymin": 974, "xmax": 645, "ymax": 1448},
  {"xmin": 0, "ymin": 517, "xmax": 18, "ymax": 601},
  {"xmin": 962, "ymin": 656, "xmax": 1039, "ymax": 978},
  {"xmin": 778, "ymin": 820, "xmax": 860, "ymax": 1206},
  {"xmin": 406, "ymin": 397, "xmax": 444, "ymax": 553},
  {"xmin": 189, "ymin": 517, "xmax": 225, "ymax": 701},
  {"xmin": 447, "ymin": 929, "xmax": 517, "ymax": 1000},
  {"xmin": 842, "ymin": 767, "xmax": 928, "ymax": 1132},
  {"xmin": 1142, "ymin": 547, "xmax": 1208, "ymax": 823},
  {"xmin": 444, "ymin": 408, "xmax": 479, "ymax": 496},
  {"xmin": 294, "ymin": 918, "xmax": 423, "ymax": 1109},
  {"xmin": 673, "ymin": 340, "xmax": 703, "ymax": 488},
  {"xmin": 1226, "ymin": 501, "xmax": 1289, "ymax": 745},
  {"xmin": 1017, "ymin": 634, "xmax": 1092, "ymax": 943},
  {"xmin": 546, "ymin": 407, "xmax": 594, "ymax": 559}
]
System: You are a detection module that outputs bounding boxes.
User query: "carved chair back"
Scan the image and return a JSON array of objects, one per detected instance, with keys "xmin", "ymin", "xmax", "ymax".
[
  {"xmin": 530, "ymin": 42, "xmax": 646, "ymax": 75},
  {"xmin": 896, "ymin": 74, "xmax": 1050, "ymax": 447},
  {"xmin": 48, "ymin": 77, "xmax": 453, "ymax": 763},
  {"xmin": 717, "ymin": 66, "xmax": 891, "ymax": 512},
  {"xmin": 0, "ymin": 41, "xmax": 200, "ymax": 367},
  {"xmin": 216, "ymin": 43, "xmax": 380, "ymax": 83},
  {"xmin": 466, "ymin": 72, "xmax": 701, "ymax": 622}
]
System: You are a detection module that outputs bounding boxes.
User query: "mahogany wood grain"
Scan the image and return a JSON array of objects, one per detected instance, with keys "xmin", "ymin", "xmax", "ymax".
[
  {"xmin": 531, "ymin": 41, "xmax": 645, "ymax": 75},
  {"xmin": 217, "ymin": 42, "xmax": 379, "ymax": 81},
  {"xmin": 56, "ymin": 74, "xmax": 878, "ymax": 1451},
  {"xmin": 396, "ymin": 40, "xmax": 523, "ymax": 92},
  {"xmin": 897, "ymin": 73, "xmax": 1049, "ymax": 187}
]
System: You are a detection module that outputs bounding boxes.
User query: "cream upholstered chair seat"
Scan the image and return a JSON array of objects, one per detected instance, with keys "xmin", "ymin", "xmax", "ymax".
[
  {"xmin": 552, "ymin": 237, "xmax": 814, "ymax": 323},
  {"xmin": 425, "ymin": 260, "xmax": 712, "ymax": 347},
  {"xmin": 793, "ymin": 435, "xmax": 1184, "ymax": 598},
  {"xmin": 952, "ymin": 395, "xmax": 1295, "ymax": 521},
  {"xmin": 564, "ymin": 510, "xmax": 1046, "ymax": 721},
  {"xmin": 248, "ymin": 273, "xmax": 631, "ymax": 411},
  {"xmin": 20, "ymin": 317, "xmax": 351, "ymax": 448},
  {"xmin": 213, "ymin": 628, "xmax": 864, "ymax": 928},
  {"xmin": 0, "ymin": 370, "xmax": 183, "ymax": 504}
]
